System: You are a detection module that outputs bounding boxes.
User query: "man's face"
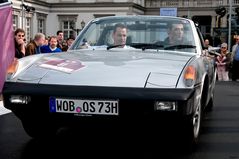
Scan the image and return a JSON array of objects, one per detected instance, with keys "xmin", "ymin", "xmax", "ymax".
[
  {"xmin": 169, "ymin": 24, "xmax": 184, "ymax": 43},
  {"xmin": 67, "ymin": 39, "xmax": 74, "ymax": 46},
  {"xmin": 15, "ymin": 32, "xmax": 25, "ymax": 43},
  {"xmin": 205, "ymin": 40, "xmax": 210, "ymax": 46},
  {"xmin": 49, "ymin": 37, "xmax": 58, "ymax": 49},
  {"xmin": 37, "ymin": 37, "xmax": 46, "ymax": 46},
  {"xmin": 112, "ymin": 27, "xmax": 127, "ymax": 46},
  {"xmin": 57, "ymin": 32, "xmax": 64, "ymax": 41}
]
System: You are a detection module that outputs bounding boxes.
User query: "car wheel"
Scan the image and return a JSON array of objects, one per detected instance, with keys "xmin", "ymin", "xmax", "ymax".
[{"xmin": 184, "ymin": 100, "xmax": 202, "ymax": 150}]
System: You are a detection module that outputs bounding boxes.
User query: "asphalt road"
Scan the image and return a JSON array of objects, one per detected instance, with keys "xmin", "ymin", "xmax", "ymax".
[{"xmin": 1, "ymin": 81, "xmax": 239, "ymax": 159}]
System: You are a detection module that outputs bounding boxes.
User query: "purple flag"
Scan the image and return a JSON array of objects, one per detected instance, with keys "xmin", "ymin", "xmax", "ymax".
[{"xmin": 0, "ymin": 5, "xmax": 15, "ymax": 93}]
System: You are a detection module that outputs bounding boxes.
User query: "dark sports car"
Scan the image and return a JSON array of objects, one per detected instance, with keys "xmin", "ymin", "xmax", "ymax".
[{"xmin": 3, "ymin": 15, "xmax": 217, "ymax": 147}]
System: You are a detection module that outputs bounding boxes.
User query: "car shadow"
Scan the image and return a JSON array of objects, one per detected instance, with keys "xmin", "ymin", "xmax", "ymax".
[{"xmin": 20, "ymin": 126, "xmax": 195, "ymax": 159}]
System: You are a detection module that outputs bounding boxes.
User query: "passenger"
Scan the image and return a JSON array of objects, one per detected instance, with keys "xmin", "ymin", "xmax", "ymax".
[{"xmin": 112, "ymin": 23, "xmax": 128, "ymax": 48}]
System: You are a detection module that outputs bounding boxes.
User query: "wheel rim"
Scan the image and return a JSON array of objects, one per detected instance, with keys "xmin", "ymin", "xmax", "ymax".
[{"xmin": 192, "ymin": 102, "xmax": 201, "ymax": 138}]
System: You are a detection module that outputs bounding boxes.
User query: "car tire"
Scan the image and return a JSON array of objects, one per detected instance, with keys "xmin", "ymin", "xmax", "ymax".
[{"xmin": 183, "ymin": 100, "xmax": 202, "ymax": 150}]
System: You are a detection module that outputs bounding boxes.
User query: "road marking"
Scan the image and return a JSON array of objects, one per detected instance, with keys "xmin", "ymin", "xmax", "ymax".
[{"xmin": 0, "ymin": 101, "xmax": 11, "ymax": 115}]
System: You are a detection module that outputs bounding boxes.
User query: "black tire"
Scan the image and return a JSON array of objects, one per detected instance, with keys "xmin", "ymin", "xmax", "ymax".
[{"xmin": 183, "ymin": 100, "xmax": 202, "ymax": 151}]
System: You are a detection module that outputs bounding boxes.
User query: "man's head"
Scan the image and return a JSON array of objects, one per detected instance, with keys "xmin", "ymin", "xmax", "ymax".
[
  {"xmin": 204, "ymin": 39, "xmax": 210, "ymax": 46},
  {"xmin": 49, "ymin": 36, "xmax": 58, "ymax": 49},
  {"xmin": 235, "ymin": 36, "xmax": 239, "ymax": 44},
  {"xmin": 204, "ymin": 39, "xmax": 211, "ymax": 49},
  {"xmin": 66, "ymin": 36, "xmax": 75, "ymax": 47},
  {"xmin": 34, "ymin": 33, "xmax": 45, "ymax": 46},
  {"xmin": 168, "ymin": 22, "xmax": 184, "ymax": 44},
  {"xmin": 112, "ymin": 23, "xmax": 127, "ymax": 46},
  {"xmin": 56, "ymin": 30, "xmax": 64, "ymax": 42},
  {"xmin": 14, "ymin": 28, "xmax": 25, "ymax": 42}
]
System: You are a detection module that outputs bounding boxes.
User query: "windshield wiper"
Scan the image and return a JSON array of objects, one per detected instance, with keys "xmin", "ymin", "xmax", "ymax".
[
  {"xmin": 107, "ymin": 44, "xmax": 125, "ymax": 50},
  {"xmin": 164, "ymin": 44, "xmax": 196, "ymax": 50},
  {"xmin": 129, "ymin": 43, "xmax": 164, "ymax": 50}
]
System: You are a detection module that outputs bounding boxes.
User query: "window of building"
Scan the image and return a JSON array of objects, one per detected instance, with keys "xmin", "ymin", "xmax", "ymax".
[
  {"xmin": 58, "ymin": 15, "xmax": 78, "ymax": 40},
  {"xmin": 38, "ymin": 19, "xmax": 44, "ymax": 33},
  {"xmin": 63, "ymin": 20, "xmax": 75, "ymax": 40},
  {"xmin": 12, "ymin": 15, "xmax": 18, "ymax": 31},
  {"xmin": 37, "ymin": 13, "xmax": 47, "ymax": 34},
  {"xmin": 26, "ymin": 17, "xmax": 31, "ymax": 42}
]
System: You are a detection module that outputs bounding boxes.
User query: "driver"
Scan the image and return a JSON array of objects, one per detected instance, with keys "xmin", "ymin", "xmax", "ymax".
[{"xmin": 164, "ymin": 22, "xmax": 184, "ymax": 45}]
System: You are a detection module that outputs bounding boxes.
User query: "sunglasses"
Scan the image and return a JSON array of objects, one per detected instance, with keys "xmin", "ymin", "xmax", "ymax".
[{"xmin": 17, "ymin": 34, "xmax": 25, "ymax": 37}]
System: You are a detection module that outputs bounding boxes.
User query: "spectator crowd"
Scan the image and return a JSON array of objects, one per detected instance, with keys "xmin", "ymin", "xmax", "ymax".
[
  {"xmin": 14, "ymin": 28, "xmax": 75, "ymax": 59},
  {"xmin": 204, "ymin": 37, "xmax": 239, "ymax": 82}
]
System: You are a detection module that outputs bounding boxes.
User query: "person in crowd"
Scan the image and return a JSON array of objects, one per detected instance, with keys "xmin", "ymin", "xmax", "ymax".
[
  {"xmin": 56, "ymin": 30, "xmax": 65, "ymax": 49},
  {"xmin": 231, "ymin": 36, "xmax": 239, "ymax": 81},
  {"xmin": 40, "ymin": 36, "xmax": 62, "ymax": 53},
  {"xmin": 204, "ymin": 39, "xmax": 212, "ymax": 49},
  {"xmin": 62, "ymin": 36, "xmax": 75, "ymax": 51},
  {"xmin": 44, "ymin": 36, "xmax": 50, "ymax": 45},
  {"xmin": 25, "ymin": 33, "xmax": 45, "ymax": 56},
  {"xmin": 112, "ymin": 23, "xmax": 128, "ymax": 48},
  {"xmin": 215, "ymin": 43, "xmax": 231, "ymax": 81},
  {"xmin": 14, "ymin": 28, "xmax": 26, "ymax": 58}
]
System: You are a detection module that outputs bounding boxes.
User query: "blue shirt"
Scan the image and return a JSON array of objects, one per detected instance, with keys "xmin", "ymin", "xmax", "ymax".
[
  {"xmin": 40, "ymin": 45, "xmax": 62, "ymax": 53},
  {"xmin": 235, "ymin": 46, "xmax": 239, "ymax": 61}
]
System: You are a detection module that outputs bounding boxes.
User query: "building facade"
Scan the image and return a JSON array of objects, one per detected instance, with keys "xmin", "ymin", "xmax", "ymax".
[{"xmin": 11, "ymin": 0, "xmax": 239, "ymax": 46}]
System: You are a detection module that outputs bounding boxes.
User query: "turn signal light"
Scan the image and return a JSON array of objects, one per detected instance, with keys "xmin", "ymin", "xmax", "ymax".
[
  {"xmin": 7, "ymin": 58, "xmax": 19, "ymax": 74},
  {"xmin": 184, "ymin": 66, "xmax": 196, "ymax": 87}
]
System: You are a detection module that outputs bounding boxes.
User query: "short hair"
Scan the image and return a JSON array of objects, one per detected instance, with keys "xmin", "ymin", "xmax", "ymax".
[
  {"xmin": 14, "ymin": 28, "xmax": 25, "ymax": 36},
  {"xmin": 113, "ymin": 23, "xmax": 127, "ymax": 33},
  {"xmin": 49, "ymin": 36, "xmax": 58, "ymax": 42},
  {"xmin": 67, "ymin": 35, "xmax": 75, "ymax": 41},
  {"xmin": 168, "ymin": 21, "xmax": 184, "ymax": 30},
  {"xmin": 57, "ymin": 30, "xmax": 63, "ymax": 35},
  {"xmin": 34, "ymin": 33, "xmax": 45, "ymax": 41}
]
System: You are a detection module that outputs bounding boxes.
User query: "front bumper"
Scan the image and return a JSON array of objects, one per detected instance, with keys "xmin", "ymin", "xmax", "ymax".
[{"xmin": 3, "ymin": 82, "xmax": 196, "ymax": 126}]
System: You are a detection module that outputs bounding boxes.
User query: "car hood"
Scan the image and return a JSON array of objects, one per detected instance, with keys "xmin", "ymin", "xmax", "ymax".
[{"xmin": 16, "ymin": 49, "xmax": 193, "ymax": 88}]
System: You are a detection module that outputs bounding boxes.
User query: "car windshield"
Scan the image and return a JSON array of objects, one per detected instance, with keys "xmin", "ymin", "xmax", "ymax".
[{"xmin": 70, "ymin": 16, "xmax": 196, "ymax": 53}]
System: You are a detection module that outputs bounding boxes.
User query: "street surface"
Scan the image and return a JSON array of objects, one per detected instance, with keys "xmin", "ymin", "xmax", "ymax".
[{"xmin": 1, "ymin": 81, "xmax": 239, "ymax": 159}]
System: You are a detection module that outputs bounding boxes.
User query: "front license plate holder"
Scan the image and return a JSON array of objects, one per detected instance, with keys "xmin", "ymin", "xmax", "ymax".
[{"xmin": 49, "ymin": 97, "xmax": 119, "ymax": 115}]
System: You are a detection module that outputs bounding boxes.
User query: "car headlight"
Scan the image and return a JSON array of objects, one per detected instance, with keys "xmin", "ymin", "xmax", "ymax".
[
  {"xmin": 154, "ymin": 101, "xmax": 177, "ymax": 111},
  {"xmin": 9, "ymin": 95, "xmax": 31, "ymax": 104}
]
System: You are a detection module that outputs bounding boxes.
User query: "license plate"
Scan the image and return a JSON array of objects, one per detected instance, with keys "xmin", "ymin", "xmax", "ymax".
[{"xmin": 49, "ymin": 97, "xmax": 119, "ymax": 115}]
